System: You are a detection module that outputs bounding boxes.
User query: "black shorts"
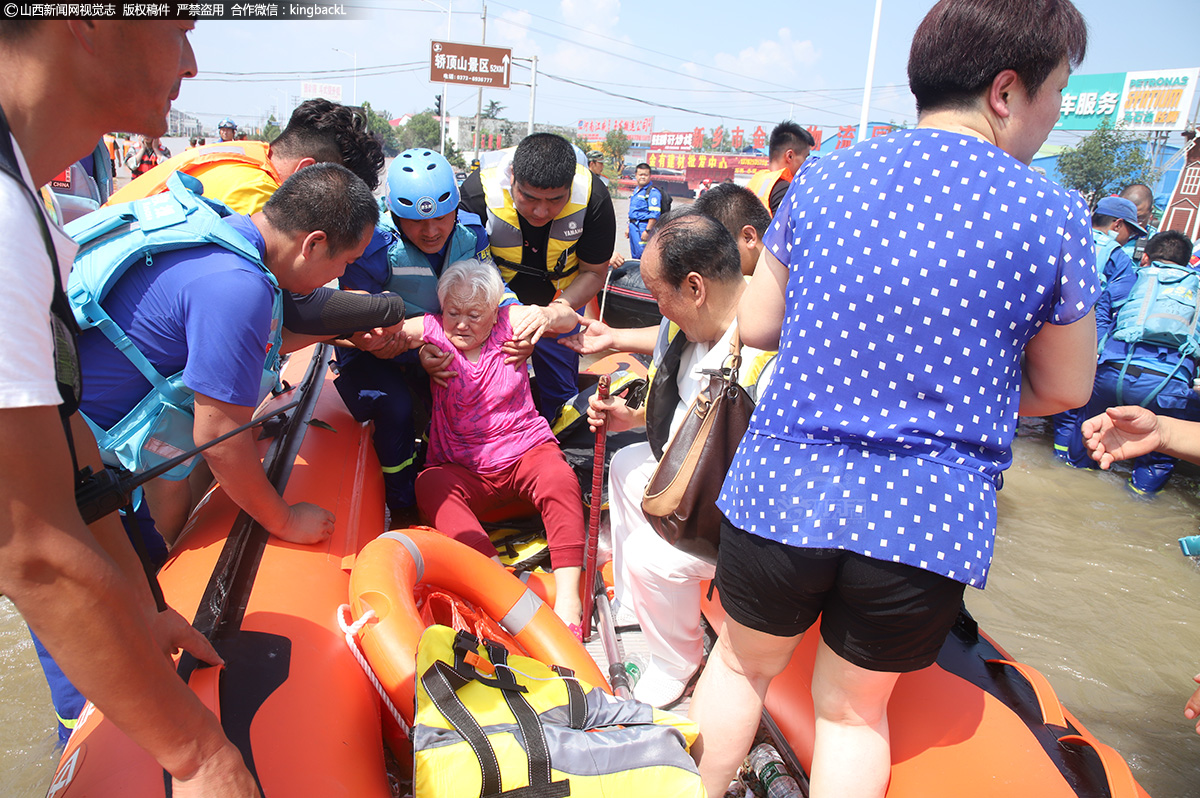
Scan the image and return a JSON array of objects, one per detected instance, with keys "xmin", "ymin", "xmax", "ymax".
[{"xmin": 714, "ymin": 520, "xmax": 966, "ymax": 672}]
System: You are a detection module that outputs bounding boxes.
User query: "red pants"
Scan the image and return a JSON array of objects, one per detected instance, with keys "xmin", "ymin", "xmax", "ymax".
[{"xmin": 415, "ymin": 442, "xmax": 585, "ymax": 569}]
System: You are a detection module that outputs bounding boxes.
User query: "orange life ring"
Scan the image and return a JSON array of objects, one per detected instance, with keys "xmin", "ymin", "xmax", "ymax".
[{"xmin": 349, "ymin": 528, "xmax": 610, "ymax": 728}]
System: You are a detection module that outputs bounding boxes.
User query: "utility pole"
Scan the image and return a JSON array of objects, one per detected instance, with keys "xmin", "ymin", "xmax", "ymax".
[
  {"xmin": 473, "ymin": 2, "xmax": 487, "ymax": 161},
  {"xmin": 528, "ymin": 55, "xmax": 538, "ymax": 138},
  {"xmin": 857, "ymin": 0, "xmax": 883, "ymax": 143}
]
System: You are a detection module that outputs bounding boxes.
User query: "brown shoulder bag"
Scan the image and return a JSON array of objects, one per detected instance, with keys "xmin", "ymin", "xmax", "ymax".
[{"xmin": 641, "ymin": 331, "xmax": 754, "ymax": 564}]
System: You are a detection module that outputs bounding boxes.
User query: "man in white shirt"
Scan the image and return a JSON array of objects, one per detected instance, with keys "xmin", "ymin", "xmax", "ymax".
[
  {"xmin": 565, "ymin": 211, "xmax": 775, "ymax": 707},
  {"xmin": 0, "ymin": 20, "xmax": 257, "ymax": 796}
]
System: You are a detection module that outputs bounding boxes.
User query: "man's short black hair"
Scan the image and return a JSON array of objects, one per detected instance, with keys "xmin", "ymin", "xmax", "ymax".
[
  {"xmin": 635, "ymin": 163, "xmax": 652, "ymax": 172},
  {"xmin": 769, "ymin": 122, "xmax": 814, "ymax": 161},
  {"xmin": 649, "ymin": 210, "xmax": 743, "ymax": 289},
  {"xmin": 271, "ymin": 99, "xmax": 385, "ymax": 192},
  {"xmin": 1091, "ymin": 212, "xmax": 1119, "ymax": 228},
  {"xmin": 1144, "ymin": 230, "xmax": 1193, "ymax": 266},
  {"xmin": 907, "ymin": 0, "xmax": 1086, "ymax": 113},
  {"xmin": 694, "ymin": 183, "xmax": 772, "ymax": 239},
  {"xmin": 263, "ymin": 163, "xmax": 380, "ymax": 253},
  {"xmin": 511, "ymin": 133, "xmax": 577, "ymax": 189}
]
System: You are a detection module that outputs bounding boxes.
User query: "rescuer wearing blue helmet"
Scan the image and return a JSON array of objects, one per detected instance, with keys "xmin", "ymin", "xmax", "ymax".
[
  {"xmin": 217, "ymin": 117, "xmax": 237, "ymax": 142},
  {"xmin": 334, "ymin": 149, "xmax": 497, "ymax": 521}
]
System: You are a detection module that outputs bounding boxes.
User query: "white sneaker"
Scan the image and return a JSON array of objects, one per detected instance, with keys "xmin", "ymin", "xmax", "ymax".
[{"xmin": 633, "ymin": 663, "xmax": 692, "ymax": 709}]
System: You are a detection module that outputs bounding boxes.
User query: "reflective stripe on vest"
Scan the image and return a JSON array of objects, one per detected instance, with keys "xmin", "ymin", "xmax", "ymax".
[
  {"xmin": 107, "ymin": 141, "xmax": 279, "ymax": 206},
  {"xmin": 383, "ymin": 223, "xmax": 482, "ymax": 317},
  {"xmin": 480, "ymin": 164, "xmax": 591, "ymax": 291}
]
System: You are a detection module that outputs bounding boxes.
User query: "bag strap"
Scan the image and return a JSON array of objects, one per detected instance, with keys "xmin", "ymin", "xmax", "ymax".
[{"xmin": 0, "ymin": 103, "xmax": 84, "ymax": 475}]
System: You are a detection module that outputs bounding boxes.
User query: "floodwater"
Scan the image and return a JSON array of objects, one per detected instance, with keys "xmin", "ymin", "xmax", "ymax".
[{"xmin": 1, "ymin": 420, "xmax": 1198, "ymax": 796}]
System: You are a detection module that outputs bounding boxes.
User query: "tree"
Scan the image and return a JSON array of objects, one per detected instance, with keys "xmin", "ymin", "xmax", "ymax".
[
  {"xmin": 250, "ymin": 115, "xmax": 280, "ymax": 143},
  {"xmin": 482, "ymin": 100, "xmax": 505, "ymax": 120},
  {"xmin": 1057, "ymin": 119, "xmax": 1159, "ymax": 207},
  {"xmin": 605, "ymin": 128, "xmax": 631, "ymax": 169}
]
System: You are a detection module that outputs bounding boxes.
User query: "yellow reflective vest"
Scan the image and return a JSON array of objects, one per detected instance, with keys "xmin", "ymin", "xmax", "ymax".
[{"xmin": 480, "ymin": 163, "xmax": 592, "ymax": 293}]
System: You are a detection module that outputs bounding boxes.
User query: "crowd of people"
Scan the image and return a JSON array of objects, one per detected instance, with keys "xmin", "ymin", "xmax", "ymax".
[{"xmin": 3, "ymin": 2, "xmax": 1199, "ymax": 797}]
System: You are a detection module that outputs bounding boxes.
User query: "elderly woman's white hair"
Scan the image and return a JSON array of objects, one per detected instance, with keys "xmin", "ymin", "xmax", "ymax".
[{"xmin": 436, "ymin": 259, "xmax": 505, "ymax": 308}]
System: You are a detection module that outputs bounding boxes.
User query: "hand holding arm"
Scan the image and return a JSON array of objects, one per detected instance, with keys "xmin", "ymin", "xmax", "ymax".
[{"xmin": 419, "ymin": 343, "xmax": 457, "ymax": 387}]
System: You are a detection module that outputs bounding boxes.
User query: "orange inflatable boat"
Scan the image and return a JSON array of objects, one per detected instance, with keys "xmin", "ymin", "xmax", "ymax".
[
  {"xmin": 44, "ymin": 343, "xmax": 1151, "ymax": 798},
  {"xmin": 702, "ymin": 590, "xmax": 1150, "ymax": 798},
  {"xmin": 45, "ymin": 346, "xmax": 604, "ymax": 797}
]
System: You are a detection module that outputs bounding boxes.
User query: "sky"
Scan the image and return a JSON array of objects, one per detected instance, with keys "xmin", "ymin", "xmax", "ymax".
[{"xmin": 177, "ymin": 0, "xmax": 1200, "ymax": 145}]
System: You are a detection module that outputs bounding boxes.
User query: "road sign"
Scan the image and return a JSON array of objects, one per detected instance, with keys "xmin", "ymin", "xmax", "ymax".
[{"xmin": 430, "ymin": 40, "xmax": 512, "ymax": 89}]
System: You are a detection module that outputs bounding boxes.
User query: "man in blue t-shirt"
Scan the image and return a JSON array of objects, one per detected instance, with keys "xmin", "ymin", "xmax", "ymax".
[
  {"xmin": 627, "ymin": 163, "xmax": 662, "ymax": 259},
  {"xmin": 78, "ymin": 164, "xmax": 378, "ymax": 545}
]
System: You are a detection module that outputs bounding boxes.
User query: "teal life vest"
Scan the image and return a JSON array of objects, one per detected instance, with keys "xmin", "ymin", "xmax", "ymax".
[
  {"xmin": 379, "ymin": 213, "xmax": 483, "ymax": 317},
  {"xmin": 1093, "ymin": 228, "xmax": 1122, "ymax": 290},
  {"xmin": 1108, "ymin": 259, "xmax": 1200, "ymax": 406},
  {"xmin": 65, "ymin": 172, "xmax": 283, "ymax": 479}
]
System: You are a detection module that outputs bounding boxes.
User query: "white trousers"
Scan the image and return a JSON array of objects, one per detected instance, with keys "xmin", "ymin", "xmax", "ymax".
[{"xmin": 609, "ymin": 441, "xmax": 715, "ymax": 682}]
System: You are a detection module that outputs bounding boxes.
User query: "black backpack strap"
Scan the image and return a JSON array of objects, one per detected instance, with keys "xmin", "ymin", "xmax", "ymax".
[
  {"xmin": 550, "ymin": 665, "xmax": 588, "ymax": 730},
  {"xmin": 0, "ymin": 103, "xmax": 84, "ymax": 475}
]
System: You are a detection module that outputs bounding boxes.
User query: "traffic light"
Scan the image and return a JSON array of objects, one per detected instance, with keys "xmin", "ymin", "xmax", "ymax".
[{"xmin": 434, "ymin": 94, "xmax": 443, "ymax": 116}]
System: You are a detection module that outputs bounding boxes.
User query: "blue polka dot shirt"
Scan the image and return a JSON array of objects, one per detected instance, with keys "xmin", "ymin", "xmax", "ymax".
[{"xmin": 718, "ymin": 129, "xmax": 1097, "ymax": 588}]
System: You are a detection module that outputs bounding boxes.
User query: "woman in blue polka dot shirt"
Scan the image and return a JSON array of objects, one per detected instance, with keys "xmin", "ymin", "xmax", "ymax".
[{"xmin": 688, "ymin": 1, "xmax": 1100, "ymax": 796}]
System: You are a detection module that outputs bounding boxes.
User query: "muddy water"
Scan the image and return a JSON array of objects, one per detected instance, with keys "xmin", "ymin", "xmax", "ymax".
[{"xmin": 1, "ymin": 421, "xmax": 1198, "ymax": 796}]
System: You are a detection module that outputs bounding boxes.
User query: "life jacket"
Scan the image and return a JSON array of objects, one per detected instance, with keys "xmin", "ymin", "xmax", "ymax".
[
  {"xmin": 480, "ymin": 162, "xmax": 591, "ymax": 294},
  {"xmin": 413, "ymin": 625, "xmax": 705, "ymax": 798},
  {"xmin": 107, "ymin": 140, "xmax": 278, "ymax": 208},
  {"xmin": 747, "ymin": 166, "xmax": 792, "ymax": 212},
  {"xmin": 65, "ymin": 172, "xmax": 283, "ymax": 479},
  {"xmin": 1093, "ymin": 228, "xmax": 1122, "ymax": 290},
  {"xmin": 1107, "ymin": 259, "xmax": 1200, "ymax": 406},
  {"xmin": 377, "ymin": 213, "xmax": 483, "ymax": 318}
]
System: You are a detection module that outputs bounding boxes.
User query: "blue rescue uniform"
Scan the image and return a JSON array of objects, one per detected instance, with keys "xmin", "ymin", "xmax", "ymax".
[
  {"xmin": 335, "ymin": 211, "xmax": 491, "ymax": 515},
  {"xmin": 627, "ymin": 182, "xmax": 663, "ymax": 259}
]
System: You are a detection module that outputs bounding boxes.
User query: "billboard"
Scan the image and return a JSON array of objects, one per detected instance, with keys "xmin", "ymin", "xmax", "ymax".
[
  {"xmin": 647, "ymin": 151, "xmax": 768, "ymax": 174},
  {"xmin": 301, "ymin": 81, "xmax": 343, "ymax": 101},
  {"xmin": 1055, "ymin": 68, "xmax": 1199, "ymax": 131},
  {"xmin": 430, "ymin": 41, "xmax": 512, "ymax": 89},
  {"xmin": 577, "ymin": 117, "xmax": 655, "ymax": 145}
]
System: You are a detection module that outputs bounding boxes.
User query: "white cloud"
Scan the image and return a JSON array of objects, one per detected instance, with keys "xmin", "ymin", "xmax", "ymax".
[{"xmin": 713, "ymin": 28, "xmax": 821, "ymax": 83}]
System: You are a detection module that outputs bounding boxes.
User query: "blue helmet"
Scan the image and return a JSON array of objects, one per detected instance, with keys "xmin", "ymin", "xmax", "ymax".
[
  {"xmin": 386, "ymin": 149, "xmax": 459, "ymax": 220},
  {"xmin": 217, "ymin": 118, "xmax": 237, "ymax": 130}
]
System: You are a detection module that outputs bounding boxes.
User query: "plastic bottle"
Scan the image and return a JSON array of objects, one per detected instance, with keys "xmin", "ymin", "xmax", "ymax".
[
  {"xmin": 747, "ymin": 743, "xmax": 804, "ymax": 798},
  {"xmin": 624, "ymin": 654, "xmax": 647, "ymax": 688}
]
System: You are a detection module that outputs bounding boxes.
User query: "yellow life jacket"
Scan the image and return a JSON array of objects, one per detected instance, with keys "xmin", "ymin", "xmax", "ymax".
[
  {"xmin": 746, "ymin": 166, "xmax": 792, "ymax": 213},
  {"xmin": 414, "ymin": 625, "xmax": 705, "ymax": 798},
  {"xmin": 106, "ymin": 141, "xmax": 280, "ymax": 210},
  {"xmin": 480, "ymin": 163, "xmax": 592, "ymax": 293}
]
